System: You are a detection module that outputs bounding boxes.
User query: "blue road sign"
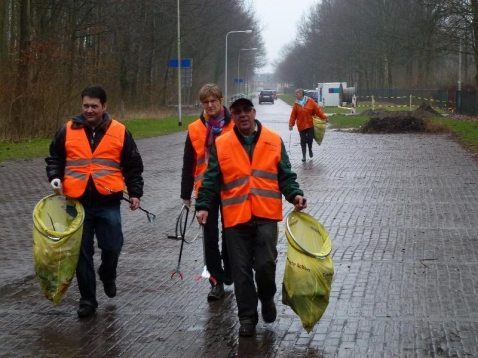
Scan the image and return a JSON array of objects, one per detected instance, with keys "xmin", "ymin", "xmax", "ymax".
[{"xmin": 169, "ymin": 59, "xmax": 192, "ymax": 68}]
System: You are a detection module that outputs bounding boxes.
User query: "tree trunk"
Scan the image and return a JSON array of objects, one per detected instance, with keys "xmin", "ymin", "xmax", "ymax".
[
  {"xmin": 471, "ymin": 0, "xmax": 478, "ymax": 86},
  {"xmin": 10, "ymin": 0, "xmax": 31, "ymax": 139}
]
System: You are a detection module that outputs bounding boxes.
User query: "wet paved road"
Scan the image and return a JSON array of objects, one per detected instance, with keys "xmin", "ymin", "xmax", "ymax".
[{"xmin": 1, "ymin": 98, "xmax": 478, "ymax": 357}]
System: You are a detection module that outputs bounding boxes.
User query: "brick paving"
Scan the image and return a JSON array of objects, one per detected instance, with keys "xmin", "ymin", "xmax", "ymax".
[{"xmin": 1, "ymin": 99, "xmax": 478, "ymax": 357}]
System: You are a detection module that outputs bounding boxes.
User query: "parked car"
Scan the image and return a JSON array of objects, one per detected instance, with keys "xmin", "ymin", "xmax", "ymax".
[
  {"xmin": 305, "ymin": 90, "xmax": 319, "ymax": 103},
  {"xmin": 258, "ymin": 90, "xmax": 275, "ymax": 104}
]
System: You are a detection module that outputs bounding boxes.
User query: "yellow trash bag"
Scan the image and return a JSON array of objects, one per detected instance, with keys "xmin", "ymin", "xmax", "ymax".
[
  {"xmin": 313, "ymin": 116, "xmax": 327, "ymax": 146},
  {"xmin": 32, "ymin": 194, "xmax": 84, "ymax": 305},
  {"xmin": 282, "ymin": 211, "xmax": 334, "ymax": 333}
]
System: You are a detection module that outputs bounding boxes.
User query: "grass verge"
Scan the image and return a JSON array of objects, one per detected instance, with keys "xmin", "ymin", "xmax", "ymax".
[
  {"xmin": 0, "ymin": 115, "xmax": 197, "ymax": 163},
  {"xmin": 2, "ymin": 107, "xmax": 478, "ymax": 162}
]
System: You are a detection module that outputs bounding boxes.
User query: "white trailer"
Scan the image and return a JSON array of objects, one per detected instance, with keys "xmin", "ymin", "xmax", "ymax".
[{"xmin": 318, "ymin": 82, "xmax": 347, "ymax": 107}]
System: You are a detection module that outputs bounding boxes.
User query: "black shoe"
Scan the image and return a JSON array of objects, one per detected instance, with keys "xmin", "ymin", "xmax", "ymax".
[
  {"xmin": 239, "ymin": 323, "xmax": 256, "ymax": 337},
  {"xmin": 309, "ymin": 148, "xmax": 313, "ymax": 158},
  {"xmin": 301, "ymin": 157, "xmax": 306, "ymax": 162},
  {"xmin": 207, "ymin": 283, "xmax": 225, "ymax": 301},
  {"xmin": 103, "ymin": 280, "xmax": 116, "ymax": 298},
  {"xmin": 77, "ymin": 304, "xmax": 96, "ymax": 318},
  {"xmin": 261, "ymin": 299, "xmax": 277, "ymax": 323},
  {"xmin": 223, "ymin": 269, "xmax": 234, "ymax": 286}
]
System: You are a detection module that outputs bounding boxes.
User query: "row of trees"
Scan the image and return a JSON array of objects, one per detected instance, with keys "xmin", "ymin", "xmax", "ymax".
[
  {"xmin": 3, "ymin": 0, "xmax": 478, "ymax": 141},
  {"xmin": 275, "ymin": 0, "xmax": 477, "ymax": 92},
  {"xmin": 1, "ymin": 0, "xmax": 264, "ymax": 140}
]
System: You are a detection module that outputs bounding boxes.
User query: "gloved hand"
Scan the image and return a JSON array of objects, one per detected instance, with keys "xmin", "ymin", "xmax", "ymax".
[
  {"xmin": 289, "ymin": 126, "xmax": 293, "ymax": 131},
  {"xmin": 50, "ymin": 178, "xmax": 63, "ymax": 194}
]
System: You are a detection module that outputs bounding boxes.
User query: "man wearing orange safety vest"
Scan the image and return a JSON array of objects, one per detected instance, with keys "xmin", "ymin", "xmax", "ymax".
[
  {"xmin": 46, "ymin": 86, "xmax": 144, "ymax": 318},
  {"xmin": 181, "ymin": 83, "xmax": 234, "ymax": 301},
  {"xmin": 196, "ymin": 96, "xmax": 307, "ymax": 337}
]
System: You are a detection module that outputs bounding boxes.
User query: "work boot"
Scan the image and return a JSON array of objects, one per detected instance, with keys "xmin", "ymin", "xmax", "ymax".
[
  {"xmin": 77, "ymin": 304, "xmax": 96, "ymax": 318},
  {"xmin": 207, "ymin": 283, "xmax": 225, "ymax": 301},
  {"xmin": 261, "ymin": 299, "xmax": 277, "ymax": 323},
  {"xmin": 103, "ymin": 280, "xmax": 117, "ymax": 298},
  {"xmin": 239, "ymin": 323, "xmax": 256, "ymax": 337}
]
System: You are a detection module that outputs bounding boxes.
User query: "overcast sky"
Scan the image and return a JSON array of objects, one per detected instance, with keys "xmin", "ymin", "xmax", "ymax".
[{"xmin": 253, "ymin": 0, "xmax": 318, "ymax": 74}]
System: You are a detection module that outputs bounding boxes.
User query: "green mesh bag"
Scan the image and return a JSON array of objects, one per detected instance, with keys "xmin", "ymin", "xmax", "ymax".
[
  {"xmin": 32, "ymin": 194, "xmax": 84, "ymax": 305},
  {"xmin": 282, "ymin": 211, "xmax": 334, "ymax": 332}
]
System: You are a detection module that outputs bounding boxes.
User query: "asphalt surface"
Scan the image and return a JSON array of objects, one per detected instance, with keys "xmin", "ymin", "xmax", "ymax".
[{"xmin": 1, "ymin": 98, "xmax": 478, "ymax": 357}]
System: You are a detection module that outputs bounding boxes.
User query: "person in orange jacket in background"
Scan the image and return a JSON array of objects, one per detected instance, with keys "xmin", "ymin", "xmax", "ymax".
[
  {"xmin": 180, "ymin": 83, "xmax": 234, "ymax": 301},
  {"xmin": 289, "ymin": 88, "xmax": 327, "ymax": 162}
]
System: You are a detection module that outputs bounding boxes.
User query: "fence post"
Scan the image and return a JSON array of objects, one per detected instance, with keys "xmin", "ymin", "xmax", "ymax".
[
  {"xmin": 410, "ymin": 94, "xmax": 412, "ymax": 111},
  {"xmin": 372, "ymin": 95, "xmax": 375, "ymax": 110}
]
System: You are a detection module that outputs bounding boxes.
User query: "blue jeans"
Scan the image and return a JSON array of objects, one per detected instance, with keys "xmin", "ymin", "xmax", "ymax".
[
  {"xmin": 225, "ymin": 218, "xmax": 278, "ymax": 325},
  {"xmin": 76, "ymin": 204, "xmax": 123, "ymax": 308}
]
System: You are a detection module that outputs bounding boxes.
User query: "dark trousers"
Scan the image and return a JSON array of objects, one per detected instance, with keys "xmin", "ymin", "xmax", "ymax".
[
  {"xmin": 76, "ymin": 204, "xmax": 123, "ymax": 308},
  {"xmin": 203, "ymin": 197, "xmax": 230, "ymax": 285},
  {"xmin": 299, "ymin": 127, "xmax": 314, "ymax": 157},
  {"xmin": 225, "ymin": 218, "xmax": 278, "ymax": 325}
]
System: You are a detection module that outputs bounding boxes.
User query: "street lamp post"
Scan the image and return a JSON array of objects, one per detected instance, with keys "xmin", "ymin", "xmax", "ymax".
[
  {"xmin": 238, "ymin": 48, "xmax": 257, "ymax": 94},
  {"xmin": 177, "ymin": 0, "xmax": 182, "ymax": 126},
  {"xmin": 225, "ymin": 29, "xmax": 252, "ymax": 103}
]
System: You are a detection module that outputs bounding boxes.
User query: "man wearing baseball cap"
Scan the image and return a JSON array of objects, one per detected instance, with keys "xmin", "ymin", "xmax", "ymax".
[{"xmin": 195, "ymin": 95, "xmax": 307, "ymax": 337}]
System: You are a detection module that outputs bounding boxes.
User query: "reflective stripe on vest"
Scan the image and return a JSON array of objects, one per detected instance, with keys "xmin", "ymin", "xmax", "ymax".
[
  {"xmin": 188, "ymin": 118, "xmax": 234, "ymax": 197},
  {"xmin": 63, "ymin": 120, "xmax": 125, "ymax": 198},
  {"xmin": 216, "ymin": 126, "xmax": 282, "ymax": 228}
]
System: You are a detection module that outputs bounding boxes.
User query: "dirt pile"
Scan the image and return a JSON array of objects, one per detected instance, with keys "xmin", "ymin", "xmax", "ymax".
[{"xmin": 360, "ymin": 103, "xmax": 442, "ymax": 133}]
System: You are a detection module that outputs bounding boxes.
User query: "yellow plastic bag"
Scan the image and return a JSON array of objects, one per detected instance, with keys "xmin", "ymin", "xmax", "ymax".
[
  {"xmin": 282, "ymin": 211, "xmax": 334, "ymax": 332},
  {"xmin": 313, "ymin": 116, "xmax": 327, "ymax": 146},
  {"xmin": 32, "ymin": 194, "xmax": 84, "ymax": 305}
]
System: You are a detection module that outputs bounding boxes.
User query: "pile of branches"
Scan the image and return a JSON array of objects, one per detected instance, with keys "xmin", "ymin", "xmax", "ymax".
[{"xmin": 359, "ymin": 103, "xmax": 442, "ymax": 134}]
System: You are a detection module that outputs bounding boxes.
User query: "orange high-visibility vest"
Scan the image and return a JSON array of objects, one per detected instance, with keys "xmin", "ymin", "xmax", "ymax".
[
  {"xmin": 216, "ymin": 127, "xmax": 283, "ymax": 228},
  {"xmin": 63, "ymin": 120, "xmax": 125, "ymax": 198},
  {"xmin": 188, "ymin": 118, "xmax": 234, "ymax": 197}
]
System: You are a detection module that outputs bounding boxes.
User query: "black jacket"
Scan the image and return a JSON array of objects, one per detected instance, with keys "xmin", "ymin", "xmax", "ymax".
[
  {"xmin": 45, "ymin": 113, "xmax": 144, "ymax": 206},
  {"xmin": 180, "ymin": 107, "xmax": 231, "ymax": 200}
]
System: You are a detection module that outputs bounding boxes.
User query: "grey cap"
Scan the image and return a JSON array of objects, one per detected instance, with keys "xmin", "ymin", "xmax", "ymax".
[{"xmin": 229, "ymin": 96, "xmax": 254, "ymax": 110}]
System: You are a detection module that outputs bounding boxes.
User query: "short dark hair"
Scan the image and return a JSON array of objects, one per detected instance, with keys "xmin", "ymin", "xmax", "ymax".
[{"xmin": 81, "ymin": 86, "xmax": 107, "ymax": 104}]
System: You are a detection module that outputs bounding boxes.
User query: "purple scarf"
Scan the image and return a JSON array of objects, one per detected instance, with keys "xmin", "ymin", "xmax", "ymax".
[{"xmin": 204, "ymin": 108, "xmax": 225, "ymax": 163}]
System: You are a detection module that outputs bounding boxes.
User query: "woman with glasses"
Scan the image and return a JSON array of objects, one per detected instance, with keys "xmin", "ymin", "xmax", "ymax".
[{"xmin": 180, "ymin": 83, "xmax": 234, "ymax": 301}]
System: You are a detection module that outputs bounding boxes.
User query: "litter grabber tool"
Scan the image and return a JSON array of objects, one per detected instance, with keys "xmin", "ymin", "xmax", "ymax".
[
  {"xmin": 195, "ymin": 225, "xmax": 217, "ymax": 285},
  {"xmin": 288, "ymin": 130, "xmax": 292, "ymax": 156},
  {"xmin": 170, "ymin": 204, "xmax": 191, "ymax": 280},
  {"xmin": 167, "ymin": 203, "xmax": 201, "ymax": 243},
  {"xmin": 103, "ymin": 186, "xmax": 156, "ymax": 223}
]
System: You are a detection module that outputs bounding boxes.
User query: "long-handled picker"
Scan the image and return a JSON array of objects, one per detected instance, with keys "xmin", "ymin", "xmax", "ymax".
[
  {"xmin": 169, "ymin": 204, "xmax": 202, "ymax": 279},
  {"xmin": 170, "ymin": 205, "xmax": 190, "ymax": 280},
  {"xmin": 103, "ymin": 186, "xmax": 156, "ymax": 223}
]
